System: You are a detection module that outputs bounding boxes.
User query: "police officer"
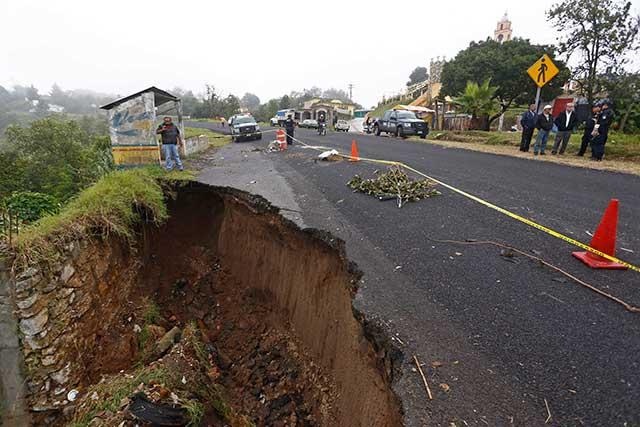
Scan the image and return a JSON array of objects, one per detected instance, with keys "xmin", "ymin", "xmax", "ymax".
[
  {"xmin": 591, "ymin": 100, "xmax": 614, "ymax": 161},
  {"xmin": 577, "ymin": 104, "xmax": 600, "ymax": 157},
  {"xmin": 284, "ymin": 114, "xmax": 295, "ymax": 145}
]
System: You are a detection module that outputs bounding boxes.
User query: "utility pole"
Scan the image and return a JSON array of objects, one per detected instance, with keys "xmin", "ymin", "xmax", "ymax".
[{"xmin": 348, "ymin": 83, "xmax": 354, "ymax": 101}]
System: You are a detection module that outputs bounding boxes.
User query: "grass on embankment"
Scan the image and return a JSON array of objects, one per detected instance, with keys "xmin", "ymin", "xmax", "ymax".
[
  {"xmin": 425, "ymin": 130, "xmax": 640, "ymax": 162},
  {"xmin": 15, "ymin": 167, "xmax": 193, "ymax": 263},
  {"xmin": 184, "ymin": 127, "xmax": 231, "ymax": 148}
]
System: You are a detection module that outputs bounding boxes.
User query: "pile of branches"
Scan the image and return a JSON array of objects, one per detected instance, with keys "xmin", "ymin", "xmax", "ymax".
[{"xmin": 347, "ymin": 166, "xmax": 440, "ymax": 208}]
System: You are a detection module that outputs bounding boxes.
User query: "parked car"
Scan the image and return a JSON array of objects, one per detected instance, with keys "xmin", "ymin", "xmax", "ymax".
[
  {"xmin": 374, "ymin": 110, "xmax": 429, "ymax": 139},
  {"xmin": 229, "ymin": 115, "xmax": 262, "ymax": 142},
  {"xmin": 335, "ymin": 119, "xmax": 350, "ymax": 132},
  {"xmin": 270, "ymin": 116, "xmax": 279, "ymax": 126},
  {"xmin": 300, "ymin": 119, "xmax": 319, "ymax": 129}
]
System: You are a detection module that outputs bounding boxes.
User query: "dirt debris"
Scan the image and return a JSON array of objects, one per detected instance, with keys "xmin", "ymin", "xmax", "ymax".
[{"xmin": 15, "ymin": 182, "xmax": 403, "ymax": 426}]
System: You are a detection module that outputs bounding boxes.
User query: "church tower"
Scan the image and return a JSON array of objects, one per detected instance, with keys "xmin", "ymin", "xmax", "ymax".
[{"xmin": 494, "ymin": 12, "xmax": 513, "ymax": 43}]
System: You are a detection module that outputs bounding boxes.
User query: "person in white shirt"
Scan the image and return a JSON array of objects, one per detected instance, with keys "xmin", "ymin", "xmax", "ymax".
[{"xmin": 552, "ymin": 103, "xmax": 578, "ymax": 155}]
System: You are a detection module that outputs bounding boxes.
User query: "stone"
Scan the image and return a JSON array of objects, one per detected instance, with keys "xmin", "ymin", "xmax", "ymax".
[
  {"xmin": 16, "ymin": 293, "xmax": 39, "ymax": 310},
  {"xmin": 15, "ymin": 277, "xmax": 38, "ymax": 293},
  {"xmin": 60, "ymin": 264, "xmax": 76, "ymax": 283},
  {"xmin": 153, "ymin": 326, "xmax": 181, "ymax": 357},
  {"xmin": 42, "ymin": 355, "xmax": 57, "ymax": 366},
  {"xmin": 19, "ymin": 295, "xmax": 48, "ymax": 318},
  {"xmin": 19, "ymin": 308, "xmax": 49, "ymax": 336},
  {"xmin": 41, "ymin": 282, "xmax": 58, "ymax": 293},
  {"xmin": 17, "ymin": 267, "xmax": 39, "ymax": 280},
  {"xmin": 24, "ymin": 334, "xmax": 46, "ymax": 351},
  {"xmin": 64, "ymin": 275, "xmax": 85, "ymax": 288},
  {"xmin": 42, "ymin": 345, "xmax": 58, "ymax": 356},
  {"xmin": 51, "ymin": 363, "xmax": 71, "ymax": 385}
]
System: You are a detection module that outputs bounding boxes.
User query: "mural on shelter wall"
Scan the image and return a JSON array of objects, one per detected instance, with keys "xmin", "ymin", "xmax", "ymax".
[{"xmin": 108, "ymin": 92, "xmax": 156, "ymax": 146}]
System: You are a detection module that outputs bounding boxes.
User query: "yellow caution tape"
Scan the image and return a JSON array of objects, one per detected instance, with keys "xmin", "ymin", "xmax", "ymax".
[{"xmin": 284, "ymin": 132, "xmax": 639, "ymax": 273}]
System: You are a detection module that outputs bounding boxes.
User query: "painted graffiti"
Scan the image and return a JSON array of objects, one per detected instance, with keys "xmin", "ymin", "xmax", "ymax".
[{"xmin": 107, "ymin": 92, "xmax": 157, "ymax": 146}]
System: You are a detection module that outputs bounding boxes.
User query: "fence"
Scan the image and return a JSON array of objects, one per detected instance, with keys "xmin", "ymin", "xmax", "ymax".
[{"xmin": 443, "ymin": 115, "xmax": 472, "ymax": 131}]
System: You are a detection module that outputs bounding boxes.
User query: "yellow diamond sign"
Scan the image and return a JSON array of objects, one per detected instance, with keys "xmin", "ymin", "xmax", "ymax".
[{"xmin": 527, "ymin": 54, "xmax": 559, "ymax": 88}]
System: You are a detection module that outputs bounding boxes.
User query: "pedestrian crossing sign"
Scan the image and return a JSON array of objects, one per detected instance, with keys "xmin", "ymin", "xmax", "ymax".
[{"xmin": 527, "ymin": 54, "xmax": 559, "ymax": 88}]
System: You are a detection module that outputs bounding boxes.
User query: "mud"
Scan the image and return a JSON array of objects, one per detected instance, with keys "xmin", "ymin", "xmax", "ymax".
[{"xmin": 24, "ymin": 182, "xmax": 403, "ymax": 426}]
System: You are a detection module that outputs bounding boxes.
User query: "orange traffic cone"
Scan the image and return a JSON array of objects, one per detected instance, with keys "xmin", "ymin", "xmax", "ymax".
[
  {"xmin": 572, "ymin": 199, "xmax": 628, "ymax": 269},
  {"xmin": 349, "ymin": 140, "xmax": 360, "ymax": 162}
]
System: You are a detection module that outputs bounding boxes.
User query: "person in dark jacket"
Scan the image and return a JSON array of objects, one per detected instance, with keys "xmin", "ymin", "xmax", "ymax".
[
  {"xmin": 551, "ymin": 102, "xmax": 578, "ymax": 154},
  {"xmin": 156, "ymin": 116, "xmax": 184, "ymax": 171},
  {"xmin": 519, "ymin": 103, "xmax": 537, "ymax": 152},
  {"xmin": 591, "ymin": 101, "xmax": 614, "ymax": 161},
  {"xmin": 284, "ymin": 115, "xmax": 296, "ymax": 145},
  {"xmin": 577, "ymin": 104, "xmax": 600, "ymax": 156},
  {"xmin": 533, "ymin": 105, "xmax": 553, "ymax": 155}
]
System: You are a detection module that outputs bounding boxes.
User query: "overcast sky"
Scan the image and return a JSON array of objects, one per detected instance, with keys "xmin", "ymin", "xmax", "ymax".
[{"xmin": 1, "ymin": 0, "xmax": 638, "ymax": 108}]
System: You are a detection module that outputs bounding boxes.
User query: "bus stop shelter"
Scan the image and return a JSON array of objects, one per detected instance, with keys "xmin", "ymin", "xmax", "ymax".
[{"xmin": 100, "ymin": 87, "xmax": 183, "ymax": 167}]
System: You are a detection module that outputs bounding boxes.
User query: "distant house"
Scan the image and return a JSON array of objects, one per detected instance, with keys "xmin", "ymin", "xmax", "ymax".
[{"xmin": 300, "ymin": 98, "xmax": 357, "ymax": 123}]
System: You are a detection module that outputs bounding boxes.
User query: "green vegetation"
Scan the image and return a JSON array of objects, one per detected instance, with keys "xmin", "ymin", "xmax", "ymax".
[
  {"xmin": 440, "ymin": 38, "xmax": 570, "ymax": 125},
  {"xmin": 547, "ymin": 0, "xmax": 639, "ymax": 106},
  {"xmin": 14, "ymin": 167, "xmax": 193, "ymax": 263},
  {"xmin": 69, "ymin": 366, "xmax": 169, "ymax": 427},
  {"xmin": 1, "ymin": 116, "xmax": 113, "ymax": 203},
  {"xmin": 453, "ymin": 79, "xmax": 499, "ymax": 130},
  {"xmin": 426, "ymin": 130, "xmax": 640, "ymax": 161}
]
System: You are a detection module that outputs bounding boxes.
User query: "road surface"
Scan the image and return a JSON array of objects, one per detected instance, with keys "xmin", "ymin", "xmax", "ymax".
[{"xmin": 196, "ymin": 123, "xmax": 640, "ymax": 426}]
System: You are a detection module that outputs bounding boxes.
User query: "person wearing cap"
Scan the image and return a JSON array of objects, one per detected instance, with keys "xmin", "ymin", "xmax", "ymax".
[
  {"xmin": 591, "ymin": 101, "xmax": 614, "ymax": 161},
  {"xmin": 552, "ymin": 102, "xmax": 578, "ymax": 155},
  {"xmin": 533, "ymin": 105, "xmax": 554, "ymax": 155},
  {"xmin": 577, "ymin": 104, "xmax": 600, "ymax": 156}
]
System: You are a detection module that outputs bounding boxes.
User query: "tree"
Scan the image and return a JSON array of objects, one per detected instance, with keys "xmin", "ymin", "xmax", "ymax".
[
  {"xmin": 240, "ymin": 93, "xmax": 261, "ymax": 112},
  {"xmin": 3, "ymin": 117, "xmax": 112, "ymax": 202},
  {"xmin": 279, "ymin": 95, "xmax": 292, "ymax": 109},
  {"xmin": 220, "ymin": 95, "xmax": 240, "ymax": 118},
  {"xmin": 407, "ymin": 67, "xmax": 428, "ymax": 86},
  {"xmin": 453, "ymin": 79, "xmax": 499, "ymax": 130},
  {"xmin": 547, "ymin": 0, "xmax": 639, "ymax": 106},
  {"xmin": 440, "ymin": 38, "xmax": 570, "ymax": 125},
  {"xmin": 603, "ymin": 71, "xmax": 640, "ymax": 132},
  {"xmin": 322, "ymin": 88, "xmax": 351, "ymax": 103}
]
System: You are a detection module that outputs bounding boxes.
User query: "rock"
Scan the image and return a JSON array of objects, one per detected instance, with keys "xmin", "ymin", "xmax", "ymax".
[
  {"xmin": 217, "ymin": 350, "xmax": 233, "ymax": 370},
  {"xmin": 20, "ymin": 308, "xmax": 49, "ymax": 336},
  {"xmin": 146, "ymin": 324, "xmax": 167, "ymax": 340},
  {"xmin": 24, "ymin": 334, "xmax": 46, "ymax": 351},
  {"xmin": 17, "ymin": 267, "xmax": 39, "ymax": 280},
  {"xmin": 62, "ymin": 404, "xmax": 77, "ymax": 418},
  {"xmin": 42, "ymin": 355, "xmax": 57, "ymax": 367},
  {"xmin": 153, "ymin": 327, "xmax": 181, "ymax": 357},
  {"xmin": 15, "ymin": 276, "xmax": 38, "ymax": 293},
  {"xmin": 16, "ymin": 293, "xmax": 39, "ymax": 310},
  {"xmin": 64, "ymin": 275, "xmax": 84, "ymax": 288},
  {"xmin": 51, "ymin": 363, "xmax": 71, "ymax": 385},
  {"xmin": 60, "ymin": 264, "xmax": 76, "ymax": 283}
]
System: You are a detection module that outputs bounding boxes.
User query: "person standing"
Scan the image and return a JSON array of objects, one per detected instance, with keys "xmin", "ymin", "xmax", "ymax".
[
  {"xmin": 284, "ymin": 115, "xmax": 295, "ymax": 145},
  {"xmin": 577, "ymin": 104, "xmax": 600, "ymax": 156},
  {"xmin": 519, "ymin": 103, "xmax": 537, "ymax": 152},
  {"xmin": 156, "ymin": 116, "xmax": 184, "ymax": 171},
  {"xmin": 591, "ymin": 101, "xmax": 614, "ymax": 161},
  {"xmin": 551, "ymin": 102, "xmax": 578, "ymax": 155},
  {"xmin": 533, "ymin": 105, "xmax": 553, "ymax": 156}
]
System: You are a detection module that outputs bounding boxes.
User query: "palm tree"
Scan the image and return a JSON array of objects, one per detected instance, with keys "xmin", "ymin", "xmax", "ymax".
[{"xmin": 453, "ymin": 79, "xmax": 499, "ymax": 130}]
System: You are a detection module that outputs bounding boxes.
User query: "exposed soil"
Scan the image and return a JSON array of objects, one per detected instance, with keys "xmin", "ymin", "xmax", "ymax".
[{"xmin": 39, "ymin": 183, "xmax": 403, "ymax": 426}]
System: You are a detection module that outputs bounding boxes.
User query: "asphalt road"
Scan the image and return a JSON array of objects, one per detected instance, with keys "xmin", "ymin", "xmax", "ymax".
[{"xmin": 196, "ymin": 123, "xmax": 640, "ymax": 425}]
